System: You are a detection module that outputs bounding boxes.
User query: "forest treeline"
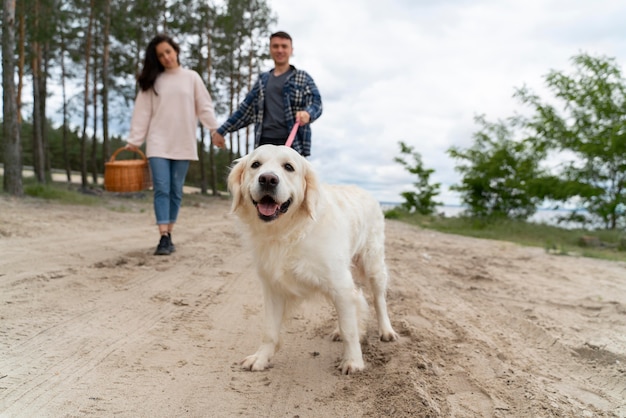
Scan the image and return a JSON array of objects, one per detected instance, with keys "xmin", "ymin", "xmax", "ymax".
[
  {"xmin": 2, "ymin": 2, "xmax": 625, "ymax": 230},
  {"xmin": 2, "ymin": 0, "xmax": 274, "ymax": 195}
]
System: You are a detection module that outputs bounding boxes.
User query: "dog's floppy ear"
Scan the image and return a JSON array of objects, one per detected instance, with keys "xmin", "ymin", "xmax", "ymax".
[
  {"xmin": 302, "ymin": 159, "xmax": 321, "ymax": 220},
  {"xmin": 227, "ymin": 156, "xmax": 246, "ymax": 213}
]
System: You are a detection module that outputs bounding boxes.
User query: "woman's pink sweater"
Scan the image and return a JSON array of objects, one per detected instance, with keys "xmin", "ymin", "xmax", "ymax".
[{"xmin": 127, "ymin": 67, "xmax": 218, "ymax": 160}]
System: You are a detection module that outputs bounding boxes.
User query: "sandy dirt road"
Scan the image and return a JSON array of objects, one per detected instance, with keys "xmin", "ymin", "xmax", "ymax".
[{"xmin": 0, "ymin": 194, "xmax": 624, "ymax": 417}]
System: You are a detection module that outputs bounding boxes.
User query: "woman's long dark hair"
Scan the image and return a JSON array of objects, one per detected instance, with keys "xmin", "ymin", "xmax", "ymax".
[{"xmin": 137, "ymin": 34, "xmax": 181, "ymax": 93}]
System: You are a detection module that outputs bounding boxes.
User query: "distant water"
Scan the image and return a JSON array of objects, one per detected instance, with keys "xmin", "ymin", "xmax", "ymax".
[{"xmin": 380, "ymin": 202, "xmax": 588, "ymax": 229}]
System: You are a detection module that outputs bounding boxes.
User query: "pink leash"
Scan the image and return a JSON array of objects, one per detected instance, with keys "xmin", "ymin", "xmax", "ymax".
[{"xmin": 284, "ymin": 121, "xmax": 300, "ymax": 148}]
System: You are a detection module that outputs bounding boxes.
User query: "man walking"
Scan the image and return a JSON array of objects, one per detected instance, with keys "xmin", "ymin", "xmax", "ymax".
[{"xmin": 211, "ymin": 31, "xmax": 323, "ymax": 157}]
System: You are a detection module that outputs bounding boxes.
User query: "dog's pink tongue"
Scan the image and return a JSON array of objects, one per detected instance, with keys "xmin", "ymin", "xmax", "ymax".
[{"xmin": 258, "ymin": 202, "xmax": 279, "ymax": 216}]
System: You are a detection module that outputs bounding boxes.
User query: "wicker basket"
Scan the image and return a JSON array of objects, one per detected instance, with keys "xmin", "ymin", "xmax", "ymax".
[{"xmin": 104, "ymin": 147, "xmax": 152, "ymax": 192}]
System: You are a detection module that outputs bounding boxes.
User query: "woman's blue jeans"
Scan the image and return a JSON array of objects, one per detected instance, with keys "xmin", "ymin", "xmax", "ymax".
[{"xmin": 148, "ymin": 158, "xmax": 190, "ymax": 225}]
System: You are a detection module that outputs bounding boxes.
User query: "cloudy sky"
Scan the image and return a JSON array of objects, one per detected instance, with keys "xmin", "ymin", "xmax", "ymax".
[{"xmin": 264, "ymin": 0, "xmax": 626, "ymax": 205}]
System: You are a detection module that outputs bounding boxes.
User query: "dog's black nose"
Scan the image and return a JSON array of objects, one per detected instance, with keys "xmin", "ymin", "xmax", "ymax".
[{"xmin": 258, "ymin": 172, "xmax": 279, "ymax": 189}]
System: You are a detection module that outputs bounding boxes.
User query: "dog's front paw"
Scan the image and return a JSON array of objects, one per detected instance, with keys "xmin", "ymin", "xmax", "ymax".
[
  {"xmin": 380, "ymin": 329, "xmax": 399, "ymax": 342},
  {"xmin": 241, "ymin": 354, "xmax": 271, "ymax": 371},
  {"xmin": 339, "ymin": 358, "xmax": 365, "ymax": 375}
]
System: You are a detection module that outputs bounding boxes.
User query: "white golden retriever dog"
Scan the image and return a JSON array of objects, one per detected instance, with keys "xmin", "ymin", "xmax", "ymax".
[{"xmin": 227, "ymin": 145, "xmax": 398, "ymax": 374}]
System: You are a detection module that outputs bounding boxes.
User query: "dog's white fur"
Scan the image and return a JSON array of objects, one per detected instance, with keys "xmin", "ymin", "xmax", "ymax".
[{"xmin": 227, "ymin": 145, "xmax": 398, "ymax": 374}]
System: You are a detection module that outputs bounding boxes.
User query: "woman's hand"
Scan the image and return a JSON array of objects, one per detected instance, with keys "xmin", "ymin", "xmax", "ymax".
[{"xmin": 211, "ymin": 132, "xmax": 226, "ymax": 149}]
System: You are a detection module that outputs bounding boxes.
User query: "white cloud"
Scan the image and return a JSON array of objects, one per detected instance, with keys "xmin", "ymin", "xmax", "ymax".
[{"xmin": 267, "ymin": 0, "xmax": 626, "ymax": 204}]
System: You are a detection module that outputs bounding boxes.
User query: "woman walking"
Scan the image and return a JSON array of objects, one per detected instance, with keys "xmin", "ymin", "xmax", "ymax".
[{"xmin": 126, "ymin": 34, "xmax": 219, "ymax": 255}]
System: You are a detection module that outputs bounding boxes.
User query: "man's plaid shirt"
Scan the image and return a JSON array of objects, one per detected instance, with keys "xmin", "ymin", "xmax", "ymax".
[{"xmin": 216, "ymin": 66, "xmax": 323, "ymax": 157}]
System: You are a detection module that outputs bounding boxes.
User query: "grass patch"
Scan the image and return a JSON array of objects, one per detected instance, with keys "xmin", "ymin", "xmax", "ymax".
[
  {"xmin": 5, "ymin": 177, "xmax": 226, "ymax": 213},
  {"xmin": 385, "ymin": 207, "xmax": 626, "ymax": 262},
  {"xmin": 8, "ymin": 177, "xmax": 152, "ymax": 211},
  {"xmin": 23, "ymin": 179, "xmax": 102, "ymax": 205}
]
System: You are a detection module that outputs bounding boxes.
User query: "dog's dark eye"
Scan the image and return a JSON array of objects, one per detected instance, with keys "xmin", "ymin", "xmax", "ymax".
[
  {"xmin": 284, "ymin": 163, "xmax": 294, "ymax": 172},
  {"xmin": 251, "ymin": 161, "xmax": 261, "ymax": 169}
]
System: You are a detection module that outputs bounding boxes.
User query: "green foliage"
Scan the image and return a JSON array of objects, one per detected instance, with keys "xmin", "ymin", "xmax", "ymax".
[
  {"xmin": 445, "ymin": 53, "xmax": 626, "ymax": 229},
  {"xmin": 383, "ymin": 207, "xmax": 405, "ymax": 220},
  {"xmin": 544, "ymin": 240, "xmax": 568, "ymax": 256},
  {"xmin": 447, "ymin": 115, "xmax": 547, "ymax": 221},
  {"xmin": 515, "ymin": 53, "xmax": 626, "ymax": 229},
  {"xmin": 394, "ymin": 141, "xmax": 441, "ymax": 215}
]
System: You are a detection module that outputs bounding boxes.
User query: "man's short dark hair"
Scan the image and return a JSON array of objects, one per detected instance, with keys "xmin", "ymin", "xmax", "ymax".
[{"xmin": 270, "ymin": 31, "xmax": 292, "ymax": 42}]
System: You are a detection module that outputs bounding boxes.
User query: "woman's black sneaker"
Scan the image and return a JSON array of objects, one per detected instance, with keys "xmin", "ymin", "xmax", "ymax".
[
  {"xmin": 168, "ymin": 233, "xmax": 176, "ymax": 253},
  {"xmin": 154, "ymin": 235, "xmax": 171, "ymax": 255}
]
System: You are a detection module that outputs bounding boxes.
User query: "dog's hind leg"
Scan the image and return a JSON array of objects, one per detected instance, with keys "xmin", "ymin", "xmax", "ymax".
[
  {"xmin": 362, "ymin": 245, "xmax": 399, "ymax": 342},
  {"xmin": 371, "ymin": 274, "xmax": 398, "ymax": 342},
  {"xmin": 241, "ymin": 284, "xmax": 285, "ymax": 371}
]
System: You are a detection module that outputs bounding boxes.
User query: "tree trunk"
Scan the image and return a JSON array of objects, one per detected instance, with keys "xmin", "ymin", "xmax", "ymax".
[
  {"xmin": 31, "ymin": 55, "xmax": 45, "ymax": 183},
  {"xmin": 31, "ymin": 0, "xmax": 46, "ymax": 183},
  {"xmin": 199, "ymin": 126, "xmax": 207, "ymax": 195},
  {"xmin": 2, "ymin": 0, "xmax": 23, "ymax": 195},
  {"xmin": 206, "ymin": 30, "xmax": 218, "ymax": 197},
  {"xmin": 197, "ymin": 35, "xmax": 208, "ymax": 196},
  {"xmin": 16, "ymin": 1, "xmax": 25, "ymax": 124},
  {"xmin": 101, "ymin": 0, "xmax": 111, "ymax": 164},
  {"xmin": 91, "ymin": 22, "xmax": 99, "ymax": 185},
  {"xmin": 227, "ymin": 58, "xmax": 235, "ymax": 163},
  {"xmin": 41, "ymin": 39, "xmax": 51, "ymax": 182},
  {"xmin": 245, "ymin": 38, "xmax": 254, "ymax": 155},
  {"xmin": 60, "ymin": 31, "xmax": 71, "ymax": 183},
  {"xmin": 80, "ymin": 0, "xmax": 95, "ymax": 190},
  {"xmin": 235, "ymin": 50, "xmax": 242, "ymax": 156}
]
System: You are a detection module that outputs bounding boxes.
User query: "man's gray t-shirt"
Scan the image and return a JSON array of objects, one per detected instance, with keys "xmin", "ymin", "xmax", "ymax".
[{"xmin": 261, "ymin": 69, "xmax": 292, "ymax": 142}]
